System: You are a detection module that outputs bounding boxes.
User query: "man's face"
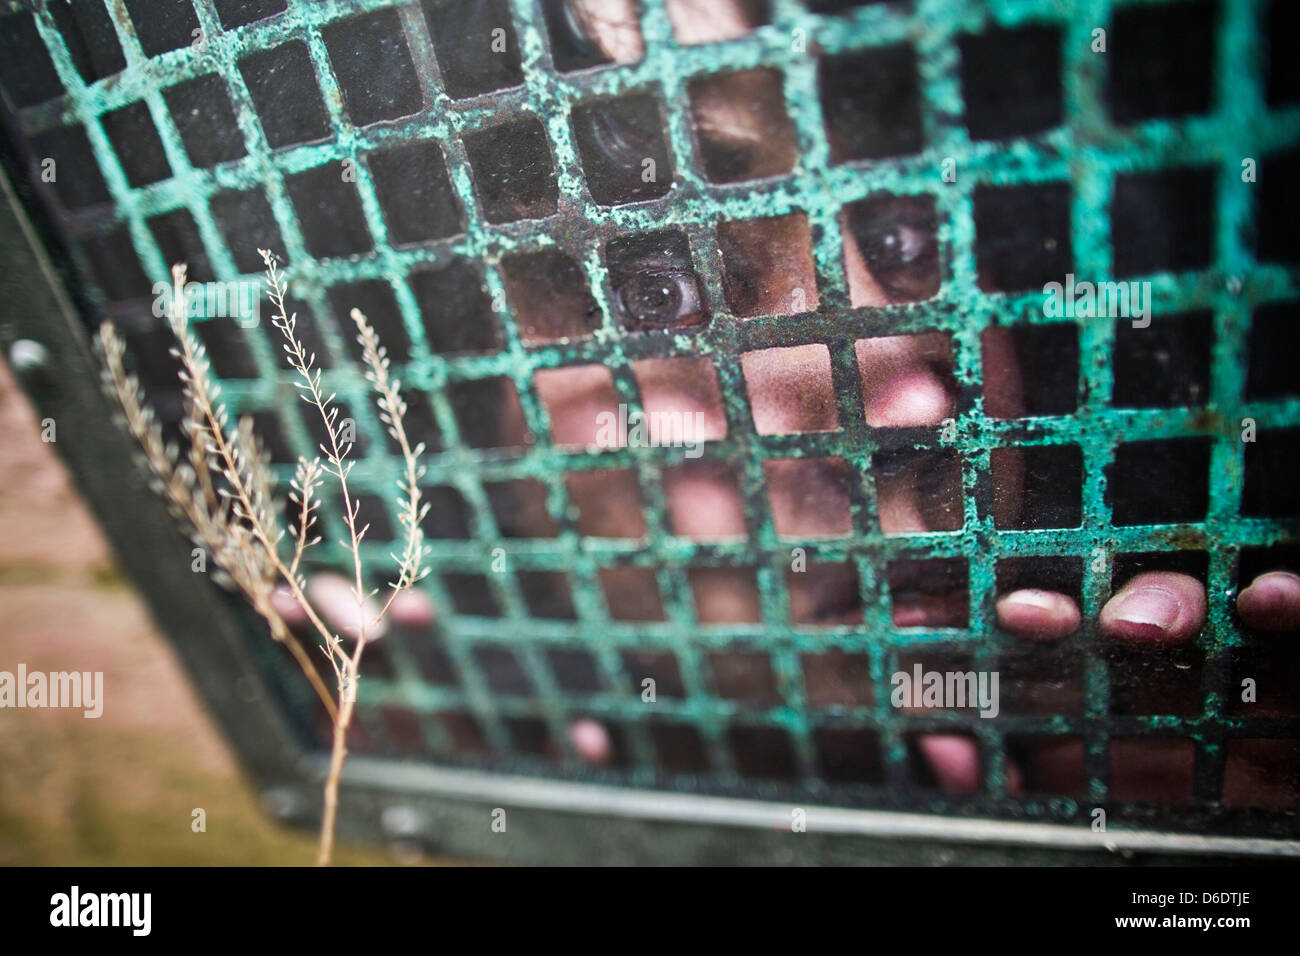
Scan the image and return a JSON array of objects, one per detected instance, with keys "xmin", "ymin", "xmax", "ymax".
[{"xmin": 532, "ymin": 0, "xmax": 987, "ymax": 630}]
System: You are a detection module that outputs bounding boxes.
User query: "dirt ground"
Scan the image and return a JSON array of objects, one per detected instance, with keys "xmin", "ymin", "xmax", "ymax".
[{"xmin": 0, "ymin": 356, "xmax": 403, "ymax": 865}]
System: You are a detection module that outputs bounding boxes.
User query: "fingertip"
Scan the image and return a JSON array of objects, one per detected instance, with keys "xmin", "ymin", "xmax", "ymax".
[
  {"xmin": 569, "ymin": 718, "xmax": 612, "ymax": 766},
  {"xmin": 270, "ymin": 584, "xmax": 309, "ymax": 627},
  {"xmin": 1238, "ymin": 571, "xmax": 1300, "ymax": 632},
  {"xmin": 996, "ymin": 589, "xmax": 1081, "ymax": 641},
  {"xmin": 1100, "ymin": 571, "xmax": 1206, "ymax": 646},
  {"xmin": 306, "ymin": 572, "xmax": 388, "ymax": 641},
  {"xmin": 918, "ymin": 734, "xmax": 981, "ymax": 794},
  {"xmin": 390, "ymin": 587, "xmax": 436, "ymax": 630},
  {"xmin": 1005, "ymin": 759, "xmax": 1024, "ymax": 798}
]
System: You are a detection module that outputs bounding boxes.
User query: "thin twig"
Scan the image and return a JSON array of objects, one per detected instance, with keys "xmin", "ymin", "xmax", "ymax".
[
  {"xmin": 101, "ymin": 253, "xmax": 430, "ymax": 866},
  {"xmin": 97, "ymin": 317, "xmax": 337, "ymax": 721}
]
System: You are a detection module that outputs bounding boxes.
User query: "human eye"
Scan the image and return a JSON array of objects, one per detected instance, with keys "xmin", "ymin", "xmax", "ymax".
[
  {"xmin": 615, "ymin": 269, "xmax": 705, "ymax": 331},
  {"xmin": 605, "ymin": 229, "xmax": 709, "ymax": 332},
  {"xmin": 847, "ymin": 195, "xmax": 940, "ymax": 302}
]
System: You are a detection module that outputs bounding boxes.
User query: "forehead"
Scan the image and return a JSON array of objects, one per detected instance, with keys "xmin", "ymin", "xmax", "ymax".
[{"xmin": 3, "ymin": 0, "xmax": 1298, "ymax": 841}]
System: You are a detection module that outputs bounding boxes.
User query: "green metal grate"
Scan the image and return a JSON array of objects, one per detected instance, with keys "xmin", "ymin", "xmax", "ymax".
[{"xmin": 2, "ymin": 0, "xmax": 1298, "ymax": 840}]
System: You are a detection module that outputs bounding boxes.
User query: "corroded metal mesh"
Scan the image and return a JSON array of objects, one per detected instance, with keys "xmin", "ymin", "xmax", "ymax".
[{"xmin": 1, "ymin": 0, "xmax": 1297, "ymax": 836}]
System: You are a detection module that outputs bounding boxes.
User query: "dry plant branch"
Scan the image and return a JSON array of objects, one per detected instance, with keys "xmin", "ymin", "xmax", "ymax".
[{"xmin": 98, "ymin": 256, "xmax": 428, "ymax": 866}]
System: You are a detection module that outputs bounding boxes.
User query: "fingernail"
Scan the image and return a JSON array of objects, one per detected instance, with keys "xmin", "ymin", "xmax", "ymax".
[
  {"xmin": 1000, "ymin": 589, "xmax": 1058, "ymax": 612},
  {"xmin": 1110, "ymin": 586, "xmax": 1181, "ymax": 636}
]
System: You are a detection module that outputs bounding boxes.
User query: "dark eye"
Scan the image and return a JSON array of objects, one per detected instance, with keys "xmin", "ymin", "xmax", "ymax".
[
  {"xmin": 864, "ymin": 221, "xmax": 928, "ymax": 272},
  {"xmin": 615, "ymin": 270, "xmax": 704, "ymax": 331},
  {"xmin": 849, "ymin": 196, "xmax": 940, "ymax": 302}
]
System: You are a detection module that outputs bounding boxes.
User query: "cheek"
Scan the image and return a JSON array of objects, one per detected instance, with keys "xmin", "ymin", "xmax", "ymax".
[
  {"xmin": 665, "ymin": 471, "xmax": 747, "ymax": 538},
  {"xmin": 981, "ymin": 325, "xmax": 1025, "ymax": 418},
  {"xmin": 535, "ymin": 366, "xmax": 621, "ymax": 446},
  {"xmin": 876, "ymin": 470, "xmax": 927, "ymax": 534},
  {"xmin": 634, "ymin": 357, "xmax": 728, "ymax": 440},
  {"xmin": 765, "ymin": 458, "xmax": 853, "ymax": 538},
  {"xmin": 741, "ymin": 344, "xmax": 839, "ymax": 434},
  {"xmin": 575, "ymin": 0, "xmax": 644, "ymax": 62},
  {"xmin": 690, "ymin": 567, "xmax": 762, "ymax": 624},
  {"xmin": 568, "ymin": 469, "xmax": 646, "ymax": 538},
  {"xmin": 666, "ymin": 0, "xmax": 755, "ymax": 44}
]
